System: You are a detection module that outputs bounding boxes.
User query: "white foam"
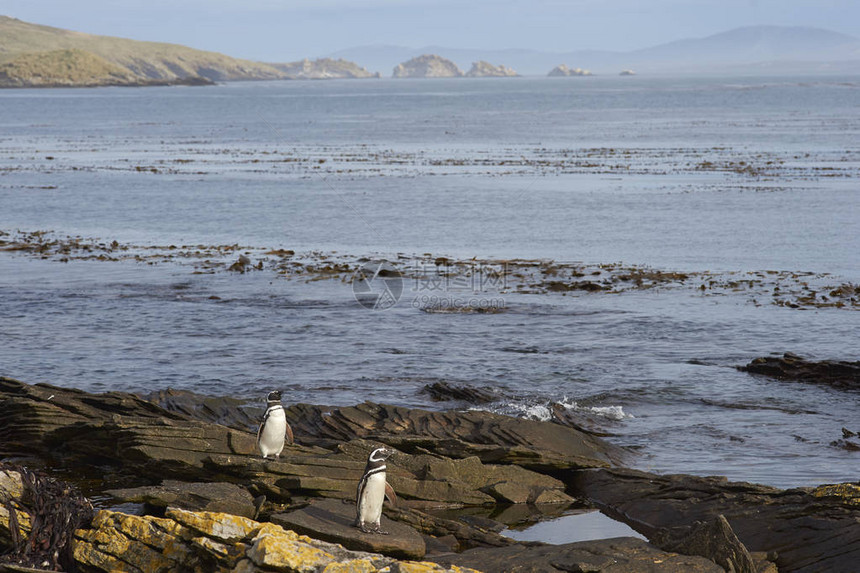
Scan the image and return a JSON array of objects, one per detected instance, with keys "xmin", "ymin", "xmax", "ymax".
[
  {"xmin": 589, "ymin": 405, "xmax": 632, "ymax": 420},
  {"xmin": 468, "ymin": 398, "xmax": 631, "ymax": 423},
  {"xmin": 557, "ymin": 397, "xmax": 633, "ymax": 420}
]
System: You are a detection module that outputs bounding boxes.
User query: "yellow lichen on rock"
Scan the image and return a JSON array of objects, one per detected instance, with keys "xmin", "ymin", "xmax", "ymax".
[
  {"xmin": 811, "ymin": 483, "xmax": 860, "ymax": 506},
  {"xmin": 167, "ymin": 507, "xmax": 260, "ymax": 541},
  {"xmin": 0, "ymin": 469, "xmax": 31, "ymax": 540},
  {"xmin": 323, "ymin": 559, "xmax": 378, "ymax": 573},
  {"xmin": 385, "ymin": 562, "xmax": 483, "ymax": 573},
  {"xmin": 71, "ymin": 506, "xmax": 483, "ymax": 573},
  {"xmin": 248, "ymin": 524, "xmax": 336, "ymax": 571}
]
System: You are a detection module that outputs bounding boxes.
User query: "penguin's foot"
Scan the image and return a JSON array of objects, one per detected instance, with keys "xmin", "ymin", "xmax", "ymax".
[
  {"xmin": 357, "ymin": 522, "xmax": 372, "ymax": 534},
  {"xmin": 371, "ymin": 523, "xmax": 389, "ymax": 535}
]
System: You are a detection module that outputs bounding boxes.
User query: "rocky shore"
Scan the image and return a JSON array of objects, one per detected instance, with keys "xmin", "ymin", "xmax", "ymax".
[{"xmin": 1, "ymin": 376, "xmax": 858, "ymax": 572}]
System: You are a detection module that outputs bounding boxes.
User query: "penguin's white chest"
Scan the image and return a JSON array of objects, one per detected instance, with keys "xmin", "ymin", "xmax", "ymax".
[
  {"xmin": 258, "ymin": 406, "xmax": 286, "ymax": 457},
  {"xmin": 358, "ymin": 471, "xmax": 386, "ymax": 523}
]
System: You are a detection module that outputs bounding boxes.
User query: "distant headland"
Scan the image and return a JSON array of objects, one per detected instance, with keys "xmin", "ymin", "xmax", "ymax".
[
  {"xmin": 0, "ymin": 16, "xmax": 376, "ymax": 88},
  {"xmin": 2, "ymin": 16, "xmax": 858, "ymax": 88}
]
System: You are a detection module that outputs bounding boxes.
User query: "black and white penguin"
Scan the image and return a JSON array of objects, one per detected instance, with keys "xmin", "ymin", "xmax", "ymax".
[
  {"xmin": 354, "ymin": 446, "xmax": 397, "ymax": 534},
  {"xmin": 256, "ymin": 390, "xmax": 293, "ymax": 460}
]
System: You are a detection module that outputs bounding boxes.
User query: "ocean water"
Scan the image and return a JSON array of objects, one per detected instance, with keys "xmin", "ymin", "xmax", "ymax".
[{"xmin": 1, "ymin": 76, "xmax": 858, "ymax": 489}]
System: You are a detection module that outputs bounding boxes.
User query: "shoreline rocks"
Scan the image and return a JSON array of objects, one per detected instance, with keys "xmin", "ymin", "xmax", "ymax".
[
  {"xmin": 571, "ymin": 467, "xmax": 859, "ymax": 572},
  {"xmin": 2, "ymin": 377, "xmax": 856, "ymax": 572},
  {"xmin": 738, "ymin": 352, "xmax": 860, "ymax": 390}
]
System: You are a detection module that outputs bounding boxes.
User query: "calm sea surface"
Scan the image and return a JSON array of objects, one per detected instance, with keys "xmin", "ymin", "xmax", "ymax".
[{"xmin": 1, "ymin": 76, "xmax": 858, "ymax": 488}]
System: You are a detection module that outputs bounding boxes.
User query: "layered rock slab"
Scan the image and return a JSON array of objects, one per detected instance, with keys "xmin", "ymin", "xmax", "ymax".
[
  {"xmin": 431, "ymin": 537, "xmax": 726, "ymax": 573},
  {"xmin": 272, "ymin": 498, "xmax": 426, "ymax": 560},
  {"xmin": 571, "ymin": 468, "xmax": 860, "ymax": 572}
]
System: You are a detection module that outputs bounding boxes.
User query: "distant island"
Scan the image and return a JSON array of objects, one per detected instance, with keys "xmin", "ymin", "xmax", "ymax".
[
  {"xmin": 548, "ymin": 64, "xmax": 593, "ymax": 77},
  {"xmin": 466, "ymin": 61, "xmax": 519, "ymax": 77},
  {"xmin": 0, "ymin": 16, "xmax": 376, "ymax": 88},
  {"xmin": 330, "ymin": 26, "xmax": 860, "ymax": 77},
  {"xmin": 3, "ymin": 16, "xmax": 858, "ymax": 87},
  {"xmin": 392, "ymin": 54, "xmax": 463, "ymax": 78},
  {"xmin": 391, "ymin": 55, "xmax": 520, "ymax": 78}
]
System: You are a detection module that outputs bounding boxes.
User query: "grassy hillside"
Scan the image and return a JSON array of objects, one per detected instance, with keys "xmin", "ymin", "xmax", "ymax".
[
  {"xmin": 0, "ymin": 48, "xmax": 140, "ymax": 87},
  {"xmin": 0, "ymin": 15, "xmax": 284, "ymax": 86}
]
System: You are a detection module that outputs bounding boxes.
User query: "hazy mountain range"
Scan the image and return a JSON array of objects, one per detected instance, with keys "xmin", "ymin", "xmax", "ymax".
[
  {"xmin": 1, "ymin": 15, "xmax": 858, "ymax": 88},
  {"xmin": 328, "ymin": 26, "xmax": 860, "ymax": 76}
]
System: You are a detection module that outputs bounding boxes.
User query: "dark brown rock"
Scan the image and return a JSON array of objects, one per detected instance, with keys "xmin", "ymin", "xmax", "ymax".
[
  {"xmin": 284, "ymin": 402, "xmax": 626, "ymax": 472},
  {"xmin": 141, "ymin": 387, "xmax": 259, "ymax": 432},
  {"xmin": 653, "ymin": 515, "xmax": 756, "ymax": 573},
  {"xmin": 738, "ymin": 352, "xmax": 860, "ymax": 390},
  {"xmin": 570, "ymin": 467, "xmax": 859, "ymax": 572},
  {"xmin": 384, "ymin": 506, "xmax": 514, "ymax": 551},
  {"xmin": 271, "ymin": 498, "xmax": 426, "ymax": 560},
  {"xmin": 423, "ymin": 382, "xmax": 502, "ymax": 404},
  {"xmin": 104, "ymin": 480, "xmax": 257, "ymax": 518},
  {"xmin": 431, "ymin": 537, "xmax": 725, "ymax": 572}
]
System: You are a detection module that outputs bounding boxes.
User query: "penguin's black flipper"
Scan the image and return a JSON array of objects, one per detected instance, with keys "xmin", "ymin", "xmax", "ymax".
[{"xmin": 384, "ymin": 481, "xmax": 397, "ymax": 507}]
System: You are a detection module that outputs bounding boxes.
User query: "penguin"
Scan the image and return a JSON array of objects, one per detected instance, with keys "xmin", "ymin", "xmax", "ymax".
[
  {"xmin": 354, "ymin": 446, "xmax": 397, "ymax": 534},
  {"xmin": 256, "ymin": 390, "xmax": 293, "ymax": 460}
]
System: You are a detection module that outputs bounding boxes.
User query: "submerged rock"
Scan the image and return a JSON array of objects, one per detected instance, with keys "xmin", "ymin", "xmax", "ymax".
[
  {"xmin": 739, "ymin": 352, "xmax": 860, "ymax": 390},
  {"xmin": 422, "ymin": 381, "xmax": 502, "ymax": 404}
]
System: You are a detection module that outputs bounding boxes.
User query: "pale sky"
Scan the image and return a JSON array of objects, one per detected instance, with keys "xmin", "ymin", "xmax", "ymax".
[{"xmin": 3, "ymin": 0, "xmax": 859, "ymax": 61}]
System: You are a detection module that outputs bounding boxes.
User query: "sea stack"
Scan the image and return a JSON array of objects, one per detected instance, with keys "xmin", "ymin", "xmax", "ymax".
[
  {"xmin": 465, "ymin": 61, "xmax": 519, "ymax": 77},
  {"xmin": 548, "ymin": 64, "xmax": 593, "ymax": 77},
  {"xmin": 392, "ymin": 55, "xmax": 463, "ymax": 78},
  {"xmin": 272, "ymin": 58, "xmax": 379, "ymax": 79}
]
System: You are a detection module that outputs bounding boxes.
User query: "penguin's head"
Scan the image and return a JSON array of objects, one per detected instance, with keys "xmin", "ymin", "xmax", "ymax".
[
  {"xmin": 266, "ymin": 390, "xmax": 282, "ymax": 404},
  {"xmin": 368, "ymin": 447, "xmax": 394, "ymax": 463}
]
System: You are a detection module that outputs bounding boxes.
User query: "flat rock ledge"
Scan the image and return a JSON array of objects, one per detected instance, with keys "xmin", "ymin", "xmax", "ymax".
[{"xmin": 272, "ymin": 498, "xmax": 426, "ymax": 560}]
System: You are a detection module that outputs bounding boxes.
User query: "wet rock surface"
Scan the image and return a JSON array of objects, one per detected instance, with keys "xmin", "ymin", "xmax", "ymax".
[
  {"xmin": 571, "ymin": 467, "xmax": 859, "ymax": 573},
  {"xmin": 739, "ymin": 352, "xmax": 860, "ymax": 390},
  {"xmin": 431, "ymin": 537, "xmax": 726, "ymax": 573},
  {"xmin": 652, "ymin": 515, "xmax": 757, "ymax": 573},
  {"xmin": 282, "ymin": 402, "xmax": 626, "ymax": 472}
]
